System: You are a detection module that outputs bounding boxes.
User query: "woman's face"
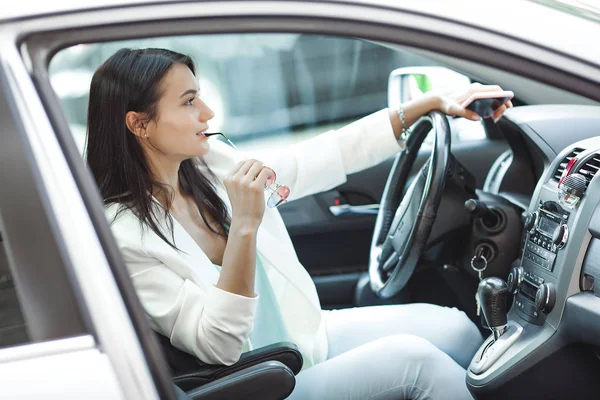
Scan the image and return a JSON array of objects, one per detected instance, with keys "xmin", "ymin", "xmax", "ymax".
[{"xmin": 143, "ymin": 63, "xmax": 215, "ymax": 160}]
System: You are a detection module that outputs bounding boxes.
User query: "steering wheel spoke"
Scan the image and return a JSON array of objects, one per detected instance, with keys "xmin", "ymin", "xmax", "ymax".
[{"xmin": 381, "ymin": 249, "xmax": 399, "ymax": 273}]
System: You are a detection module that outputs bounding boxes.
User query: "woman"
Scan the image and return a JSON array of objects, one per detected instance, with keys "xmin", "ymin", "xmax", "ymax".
[{"xmin": 87, "ymin": 48, "xmax": 510, "ymax": 399}]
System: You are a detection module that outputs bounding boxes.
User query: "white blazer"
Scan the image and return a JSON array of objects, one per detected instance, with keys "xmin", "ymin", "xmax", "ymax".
[{"xmin": 107, "ymin": 109, "xmax": 403, "ymax": 368}]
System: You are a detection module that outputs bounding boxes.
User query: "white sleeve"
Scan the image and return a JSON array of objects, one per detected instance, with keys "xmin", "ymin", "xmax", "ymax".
[
  {"xmin": 109, "ymin": 210, "xmax": 258, "ymax": 366},
  {"xmin": 130, "ymin": 262, "xmax": 258, "ymax": 365},
  {"xmin": 262, "ymin": 108, "xmax": 404, "ymax": 201}
]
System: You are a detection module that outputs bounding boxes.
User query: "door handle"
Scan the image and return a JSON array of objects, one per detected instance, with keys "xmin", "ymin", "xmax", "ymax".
[{"xmin": 329, "ymin": 204, "xmax": 380, "ymax": 216}]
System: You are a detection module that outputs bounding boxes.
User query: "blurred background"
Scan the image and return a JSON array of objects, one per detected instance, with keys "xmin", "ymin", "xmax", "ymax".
[{"xmin": 49, "ymin": 33, "xmax": 486, "ymax": 157}]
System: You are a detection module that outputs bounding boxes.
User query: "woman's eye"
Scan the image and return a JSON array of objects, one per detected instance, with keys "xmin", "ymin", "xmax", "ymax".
[{"xmin": 184, "ymin": 98, "xmax": 195, "ymax": 106}]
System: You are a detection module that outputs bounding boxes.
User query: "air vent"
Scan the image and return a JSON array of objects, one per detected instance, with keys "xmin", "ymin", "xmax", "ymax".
[
  {"xmin": 578, "ymin": 153, "xmax": 600, "ymax": 183},
  {"xmin": 554, "ymin": 148, "xmax": 583, "ymax": 181}
]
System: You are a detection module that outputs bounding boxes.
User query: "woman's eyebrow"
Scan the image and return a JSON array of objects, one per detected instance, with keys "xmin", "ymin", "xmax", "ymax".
[{"xmin": 179, "ymin": 89, "xmax": 197, "ymax": 98}]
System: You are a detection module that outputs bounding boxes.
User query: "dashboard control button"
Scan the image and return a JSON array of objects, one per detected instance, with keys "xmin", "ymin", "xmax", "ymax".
[
  {"xmin": 507, "ymin": 266, "xmax": 523, "ymax": 294},
  {"xmin": 536, "ymin": 277, "xmax": 542, "ymax": 285},
  {"xmin": 535, "ymin": 283, "xmax": 556, "ymax": 313},
  {"xmin": 524, "ymin": 212, "xmax": 538, "ymax": 233},
  {"xmin": 552, "ymin": 224, "xmax": 569, "ymax": 249}
]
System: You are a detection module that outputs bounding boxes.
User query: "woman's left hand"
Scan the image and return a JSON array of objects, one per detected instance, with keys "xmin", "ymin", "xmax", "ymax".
[{"xmin": 433, "ymin": 82, "xmax": 513, "ymax": 123}]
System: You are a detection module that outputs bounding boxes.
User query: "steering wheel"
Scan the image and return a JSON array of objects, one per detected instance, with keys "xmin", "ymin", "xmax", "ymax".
[{"xmin": 369, "ymin": 111, "xmax": 451, "ymax": 298}]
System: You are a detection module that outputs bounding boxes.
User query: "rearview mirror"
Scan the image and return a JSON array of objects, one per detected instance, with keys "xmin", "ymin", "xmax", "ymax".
[{"xmin": 387, "ymin": 67, "xmax": 471, "ymax": 109}]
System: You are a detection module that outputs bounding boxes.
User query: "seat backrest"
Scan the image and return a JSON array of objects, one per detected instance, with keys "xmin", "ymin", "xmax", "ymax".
[
  {"xmin": 155, "ymin": 330, "xmax": 205, "ymax": 376},
  {"xmin": 0, "ymin": 232, "xmax": 29, "ymax": 347}
]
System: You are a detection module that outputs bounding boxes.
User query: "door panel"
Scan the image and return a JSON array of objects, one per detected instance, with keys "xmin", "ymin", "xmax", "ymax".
[
  {"xmin": 282, "ymin": 137, "xmax": 510, "ymax": 308},
  {"xmin": 0, "ymin": 340, "xmax": 126, "ymax": 399}
]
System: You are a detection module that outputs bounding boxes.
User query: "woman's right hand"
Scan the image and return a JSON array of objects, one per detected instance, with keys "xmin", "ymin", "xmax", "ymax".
[
  {"xmin": 434, "ymin": 83, "xmax": 513, "ymax": 122},
  {"xmin": 223, "ymin": 159, "xmax": 272, "ymax": 232}
]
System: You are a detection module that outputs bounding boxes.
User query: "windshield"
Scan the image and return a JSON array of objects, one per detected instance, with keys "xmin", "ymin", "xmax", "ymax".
[{"xmin": 530, "ymin": 0, "xmax": 600, "ymax": 22}]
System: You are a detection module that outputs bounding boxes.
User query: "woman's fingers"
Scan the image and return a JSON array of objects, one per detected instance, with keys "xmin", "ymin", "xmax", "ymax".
[
  {"xmin": 228, "ymin": 160, "xmax": 246, "ymax": 176},
  {"xmin": 445, "ymin": 100, "xmax": 481, "ymax": 121},
  {"xmin": 242, "ymin": 161, "xmax": 264, "ymax": 183},
  {"xmin": 440, "ymin": 82, "xmax": 513, "ymax": 123},
  {"xmin": 462, "ymin": 108, "xmax": 482, "ymax": 121},
  {"xmin": 253, "ymin": 167, "xmax": 273, "ymax": 189},
  {"xmin": 234, "ymin": 159, "xmax": 259, "ymax": 179},
  {"xmin": 262, "ymin": 166, "xmax": 276, "ymax": 187},
  {"xmin": 224, "ymin": 160, "xmax": 269, "ymax": 229},
  {"xmin": 492, "ymin": 101, "xmax": 513, "ymax": 122},
  {"xmin": 455, "ymin": 108, "xmax": 482, "ymax": 121},
  {"xmin": 226, "ymin": 159, "xmax": 268, "ymax": 191},
  {"xmin": 225, "ymin": 159, "xmax": 264, "ymax": 190}
]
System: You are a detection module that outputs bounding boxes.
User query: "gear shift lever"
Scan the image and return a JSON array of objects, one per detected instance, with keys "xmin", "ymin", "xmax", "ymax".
[
  {"xmin": 470, "ymin": 277, "xmax": 523, "ymax": 375},
  {"xmin": 477, "ymin": 277, "xmax": 509, "ymax": 340}
]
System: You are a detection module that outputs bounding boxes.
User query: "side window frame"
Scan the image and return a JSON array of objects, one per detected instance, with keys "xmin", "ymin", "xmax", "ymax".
[{"xmin": 0, "ymin": 61, "xmax": 87, "ymax": 343}]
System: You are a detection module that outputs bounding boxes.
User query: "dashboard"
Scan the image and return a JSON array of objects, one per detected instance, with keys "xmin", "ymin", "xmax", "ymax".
[{"xmin": 466, "ymin": 105, "xmax": 600, "ymax": 397}]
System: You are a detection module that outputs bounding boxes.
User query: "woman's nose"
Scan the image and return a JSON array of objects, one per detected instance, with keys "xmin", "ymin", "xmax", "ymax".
[{"xmin": 199, "ymin": 99, "xmax": 215, "ymax": 122}]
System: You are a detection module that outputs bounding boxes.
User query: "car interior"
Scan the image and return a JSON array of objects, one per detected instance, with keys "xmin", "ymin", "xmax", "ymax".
[{"xmin": 1, "ymin": 6, "xmax": 599, "ymax": 398}]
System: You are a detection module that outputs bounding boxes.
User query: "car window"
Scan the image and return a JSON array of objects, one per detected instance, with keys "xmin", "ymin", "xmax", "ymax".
[{"xmin": 49, "ymin": 34, "xmax": 488, "ymax": 158}]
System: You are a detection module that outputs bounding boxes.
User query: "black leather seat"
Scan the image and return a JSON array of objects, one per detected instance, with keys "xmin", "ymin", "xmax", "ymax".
[
  {"xmin": 156, "ymin": 332, "xmax": 302, "ymax": 399},
  {"xmin": 174, "ymin": 360, "xmax": 296, "ymax": 400}
]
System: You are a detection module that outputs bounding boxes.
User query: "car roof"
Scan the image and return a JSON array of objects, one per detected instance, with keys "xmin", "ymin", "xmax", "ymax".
[
  {"xmin": 0, "ymin": 0, "xmax": 159, "ymax": 21},
  {"xmin": 1, "ymin": 0, "xmax": 599, "ymax": 67},
  {"xmin": 0, "ymin": 0, "xmax": 591, "ymax": 26}
]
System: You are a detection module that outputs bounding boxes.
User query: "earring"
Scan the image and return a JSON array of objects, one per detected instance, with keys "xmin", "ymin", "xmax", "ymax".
[{"xmin": 144, "ymin": 133, "xmax": 148, "ymax": 138}]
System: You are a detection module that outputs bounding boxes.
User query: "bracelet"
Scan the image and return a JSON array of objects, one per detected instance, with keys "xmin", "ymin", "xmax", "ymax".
[{"xmin": 396, "ymin": 106, "xmax": 411, "ymax": 143}]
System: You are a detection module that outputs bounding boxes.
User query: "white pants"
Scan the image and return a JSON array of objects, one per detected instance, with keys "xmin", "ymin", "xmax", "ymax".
[{"xmin": 288, "ymin": 303, "xmax": 482, "ymax": 400}]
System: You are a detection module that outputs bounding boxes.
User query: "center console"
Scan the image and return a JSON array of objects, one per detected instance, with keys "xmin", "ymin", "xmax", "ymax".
[
  {"xmin": 512, "ymin": 201, "xmax": 568, "ymax": 323},
  {"xmin": 467, "ymin": 141, "xmax": 600, "ymax": 397}
]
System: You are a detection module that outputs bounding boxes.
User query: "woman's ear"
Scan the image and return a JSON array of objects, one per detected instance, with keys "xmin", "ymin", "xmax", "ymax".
[{"xmin": 125, "ymin": 111, "xmax": 147, "ymax": 138}]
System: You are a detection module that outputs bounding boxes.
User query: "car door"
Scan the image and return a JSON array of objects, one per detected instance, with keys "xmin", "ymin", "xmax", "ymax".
[{"xmin": 0, "ymin": 56, "xmax": 128, "ymax": 398}]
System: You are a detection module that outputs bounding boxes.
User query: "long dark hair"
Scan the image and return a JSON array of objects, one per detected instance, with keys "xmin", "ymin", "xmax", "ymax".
[{"xmin": 86, "ymin": 48, "xmax": 230, "ymax": 249}]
